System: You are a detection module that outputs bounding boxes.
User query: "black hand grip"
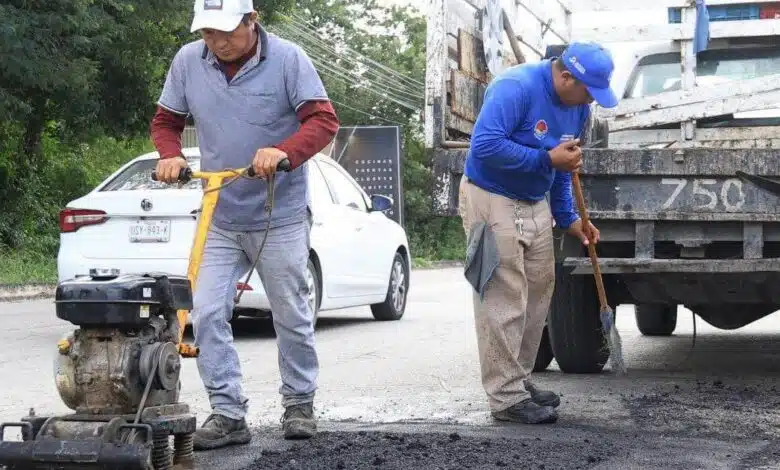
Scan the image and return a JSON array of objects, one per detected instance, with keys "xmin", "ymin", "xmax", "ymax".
[
  {"xmin": 277, "ymin": 158, "xmax": 292, "ymax": 172},
  {"xmin": 151, "ymin": 168, "xmax": 192, "ymax": 183},
  {"xmin": 246, "ymin": 158, "xmax": 292, "ymax": 177}
]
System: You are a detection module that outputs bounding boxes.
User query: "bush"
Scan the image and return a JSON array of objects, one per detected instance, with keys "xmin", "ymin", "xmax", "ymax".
[{"xmin": 0, "ymin": 129, "xmax": 152, "ymax": 257}]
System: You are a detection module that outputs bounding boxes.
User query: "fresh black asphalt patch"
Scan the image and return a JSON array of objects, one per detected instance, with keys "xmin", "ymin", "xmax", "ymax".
[
  {"xmin": 237, "ymin": 429, "xmax": 616, "ymax": 470},
  {"xmin": 195, "ymin": 419, "xmax": 778, "ymax": 470},
  {"xmin": 196, "ymin": 379, "xmax": 780, "ymax": 469}
]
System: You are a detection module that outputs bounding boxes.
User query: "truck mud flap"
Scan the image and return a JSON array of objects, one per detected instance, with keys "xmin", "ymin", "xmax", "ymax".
[{"xmin": 0, "ymin": 422, "xmax": 153, "ymax": 470}]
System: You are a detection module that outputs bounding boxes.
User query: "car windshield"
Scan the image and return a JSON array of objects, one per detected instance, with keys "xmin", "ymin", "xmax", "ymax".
[
  {"xmin": 100, "ymin": 157, "xmax": 202, "ymax": 191},
  {"xmin": 624, "ymin": 48, "xmax": 780, "ymax": 98}
]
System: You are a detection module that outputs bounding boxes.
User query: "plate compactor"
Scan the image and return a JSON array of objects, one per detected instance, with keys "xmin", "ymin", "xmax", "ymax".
[
  {"xmin": 0, "ymin": 160, "xmax": 292, "ymax": 470},
  {"xmin": 0, "ymin": 271, "xmax": 198, "ymax": 470}
]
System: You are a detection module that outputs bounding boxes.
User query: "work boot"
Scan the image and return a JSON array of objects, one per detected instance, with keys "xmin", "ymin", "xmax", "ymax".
[
  {"xmin": 193, "ymin": 413, "xmax": 251, "ymax": 451},
  {"xmin": 282, "ymin": 403, "xmax": 317, "ymax": 439},
  {"xmin": 524, "ymin": 380, "xmax": 561, "ymax": 408},
  {"xmin": 491, "ymin": 398, "xmax": 558, "ymax": 424}
]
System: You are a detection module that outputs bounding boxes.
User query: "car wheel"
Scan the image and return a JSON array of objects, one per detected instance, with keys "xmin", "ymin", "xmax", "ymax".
[
  {"xmin": 307, "ymin": 258, "xmax": 320, "ymax": 328},
  {"xmin": 370, "ymin": 251, "xmax": 408, "ymax": 321}
]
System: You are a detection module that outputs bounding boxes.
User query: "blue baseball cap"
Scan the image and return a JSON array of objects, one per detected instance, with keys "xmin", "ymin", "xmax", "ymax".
[{"xmin": 560, "ymin": 42, "xmax": 618, "ymax": 108}]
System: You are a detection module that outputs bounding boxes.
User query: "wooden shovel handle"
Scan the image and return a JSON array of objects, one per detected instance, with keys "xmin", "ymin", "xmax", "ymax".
[{"xmin": 571, "ymin": 171, "xmax": 609, "ymax": 310}]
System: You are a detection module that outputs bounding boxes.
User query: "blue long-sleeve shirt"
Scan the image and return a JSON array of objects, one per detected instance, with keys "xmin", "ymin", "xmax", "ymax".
[{"xmin": 463, "ymin": 59, "xmax": 590, "ymax": 229}]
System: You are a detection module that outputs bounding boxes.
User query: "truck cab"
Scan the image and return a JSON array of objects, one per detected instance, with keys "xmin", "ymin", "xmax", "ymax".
[{"xmin": 613, "ymin": 37, "xmax": 780, "ymax": 149}]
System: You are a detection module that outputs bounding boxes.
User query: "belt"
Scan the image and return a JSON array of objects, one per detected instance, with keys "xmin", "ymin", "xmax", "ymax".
[{"xmin": 464, "ymin": 176, "xmax": 542, "ymax": 205}]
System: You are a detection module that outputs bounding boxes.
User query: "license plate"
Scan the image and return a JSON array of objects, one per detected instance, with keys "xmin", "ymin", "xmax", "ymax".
[
  {"xmin": 583, "ymin": 176, "xmax": 773, "ymax": 214},
  {"xmin": 129, "ymin": 220, "xmax": 171, "ymax": 243}
]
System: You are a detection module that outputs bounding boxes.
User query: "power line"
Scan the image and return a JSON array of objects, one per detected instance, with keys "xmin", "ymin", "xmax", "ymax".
[
  {"xmin": 268, "ymin": 18, "xmax": 423, "ymax": 99},
  {"xmin": 313, "ymin": 61, "xmax": 420, "ymax": 112},
  {"xmin": 329, "ymin": 98, "xmax": 409, "ymax": 126},
  {"xmin": 265, "ymin": 25, "xmax": 423, "ymax": 112},
  {"xmin": 284, "ymin": 13, "xmax": 424, "ymax": 94},
  {"xmin": 267, "ymin": 26, "xmax": 421, "ymax": 111},
  {"xmin": 268, "ymin": 22, "xmax": 423, "ymax": 104},
  {"xmin": 286, "ymin": 12, "xmax": 425, "ymax": 89}
]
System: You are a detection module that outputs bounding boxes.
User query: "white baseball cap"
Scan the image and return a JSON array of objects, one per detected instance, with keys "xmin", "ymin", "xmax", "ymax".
[{"xmin": 190, "ymin": 0, "xmax": 255, "ymax": 33}]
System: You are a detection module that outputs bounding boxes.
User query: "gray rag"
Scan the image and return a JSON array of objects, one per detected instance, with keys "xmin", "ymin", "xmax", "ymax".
[{"xmin": 464, "ymin": 221, "xmax": 500, "ymax": 301}]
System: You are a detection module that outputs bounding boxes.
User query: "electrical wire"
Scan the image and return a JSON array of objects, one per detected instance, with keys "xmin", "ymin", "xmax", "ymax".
[
  {"xmin": 233, "ymin": 170, "xmax": 279, "ymax": 305},
  {"xmin": 264, "ymin": 32, "xmax": 418, "ymax": 110},
  {"xmin": 270, "ymin": 15, "xmax": 424, "ymax": 98},
  {"xmin": 266, "ymin": 23, "xmax": 423, "ymax": 110},
  {"xmin": 286, "ymin": 12, "xmax": 424, "ymax": 89},
  {"xmin": 328, "ymin": 97, "xmax": 409, "ymax": 126}
]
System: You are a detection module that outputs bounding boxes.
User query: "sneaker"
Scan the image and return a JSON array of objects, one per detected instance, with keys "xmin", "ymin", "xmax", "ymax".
[
  {"xmin": 491, "ymin": 398, "xmax": 558, "ymax": 424},
  {"xmin": 524, "ymin": 380, "xmax": 561, "ymax": 408},
  {"xmin": 281, "ymin": 403, "xmax": 317, "ymax": 439},
  {"xmin": 192, "ymin": 413, "xmax": 251, "ymax": 451}
]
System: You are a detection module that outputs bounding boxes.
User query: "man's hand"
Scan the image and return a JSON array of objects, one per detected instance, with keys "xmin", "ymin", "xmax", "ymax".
[
  {"xmin": 252, "ymin": 147, "xmax": 288, "ymax": 179},
  {"xmin": 155, "ymin": 156, "xmax": 189, "ymax": 184},
  {"xmin": 549, "ymin": 139, "xmax": 582, "ymax": 172},
  {"xmin": 567, "ymin": 218, "xmax": 600, "ymax": 246}
]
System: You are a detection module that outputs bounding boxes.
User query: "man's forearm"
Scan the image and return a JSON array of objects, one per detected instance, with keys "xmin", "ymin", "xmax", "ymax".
[
  {"xmin": 549, "ymin": 170, "xmax": 579, "ymax": 229},
  {"xmin": 274, "ymin": 100, "xmax": 340, "ymax": 169},
  {"xmin": 150, "ymin": 106, "xmax": 186, "ymax": 159}
]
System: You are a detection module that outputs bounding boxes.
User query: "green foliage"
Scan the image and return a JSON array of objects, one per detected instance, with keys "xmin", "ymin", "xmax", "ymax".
[
  {"xmin": 0, "ymin": 126, "xmax": 152, "ymax": 255},
  {"xmin": 275, "ymin": 0, "xmax": 465, "ymax": 261},
  {"xmin": 0, "ymin": 0, "xmax": 192, "ymax": 250},
  {"xmin": 0, "ymin": 249, "xmax": 57, "ymax": 285},
  {"xmin": 0, "ymin": 0, "xmax": 464, "ymax": 284},
  {"xmin": 0, "ymin": 0, "xmax": 192, "ymax": 141}
]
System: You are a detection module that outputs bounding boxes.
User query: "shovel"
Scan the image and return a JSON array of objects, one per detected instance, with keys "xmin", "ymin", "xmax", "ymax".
[{"xmin": 570, "ymin": 162, "xmax": 626, "ymax": 375}]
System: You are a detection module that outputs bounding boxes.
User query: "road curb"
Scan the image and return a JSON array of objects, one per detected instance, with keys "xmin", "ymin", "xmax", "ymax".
[
  {"xmin": 0, "ymin": 262, "xmax": 464, "ymax": 303},
  {"xmin": 0, "ymin": 284, "xmax": 57, "ymax": 303}
]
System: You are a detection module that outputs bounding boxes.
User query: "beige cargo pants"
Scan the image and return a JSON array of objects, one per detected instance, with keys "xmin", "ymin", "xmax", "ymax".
[{"xmin": 458, "ymin": 176, "xmax": 556, "ymax": 413}]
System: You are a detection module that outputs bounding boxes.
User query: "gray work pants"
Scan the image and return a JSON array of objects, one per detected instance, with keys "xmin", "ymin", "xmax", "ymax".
[{"xmin": 190, "ymin": 217, "xmax": 318, "ymax": 420}]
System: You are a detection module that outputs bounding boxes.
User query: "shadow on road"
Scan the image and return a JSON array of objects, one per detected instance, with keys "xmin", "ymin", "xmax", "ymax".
[
  {"xmin": 624, "ymin": 331, "xmax": 780, "ymax": 375},
  {"xmin": 182, "ymin": 315, "xmax": 377, "ymax": 341}
]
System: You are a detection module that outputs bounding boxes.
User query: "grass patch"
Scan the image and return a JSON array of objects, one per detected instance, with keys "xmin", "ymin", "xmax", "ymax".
[
  {"xmin": 412, "ymin": 257, "xmax": 434, "ymax": 269},
  {"xmin": 0, "ymin": 249, "xmax": 57, "ymax": 286}
]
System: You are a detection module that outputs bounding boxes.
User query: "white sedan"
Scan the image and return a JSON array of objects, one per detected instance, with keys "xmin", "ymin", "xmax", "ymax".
[{"xmin": 57, "ymin": 148, "xmax": 412, "ymax": 326}]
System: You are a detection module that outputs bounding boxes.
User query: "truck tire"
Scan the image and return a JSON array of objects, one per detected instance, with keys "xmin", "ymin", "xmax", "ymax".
[
  {"xmin": 635, "ymin": 304, "xmax": 677, "ymax": 336},
  {"xmin": 547, "ymin": 263, "xmax": 610, "ymax": 374},
  {"xmin": 533, "ymin": 324, "xmax": 554, "ymax": 372}
]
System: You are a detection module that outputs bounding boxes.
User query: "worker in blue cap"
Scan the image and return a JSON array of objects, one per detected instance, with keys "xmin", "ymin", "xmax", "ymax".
[{"xmin": 459, "ymin": 41, "xmax": 619, "ymax": 425}]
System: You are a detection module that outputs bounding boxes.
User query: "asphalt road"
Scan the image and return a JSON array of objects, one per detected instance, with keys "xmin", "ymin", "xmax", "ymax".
[{"xmin": 1, "ymin": 268, "xmax": 780, "ymax": 469}]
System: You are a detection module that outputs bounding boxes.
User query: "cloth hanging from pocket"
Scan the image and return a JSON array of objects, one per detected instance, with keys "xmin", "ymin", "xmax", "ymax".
[{"xmin": 463, "ymin": 221, "xmax": 500, "ymax": 301}]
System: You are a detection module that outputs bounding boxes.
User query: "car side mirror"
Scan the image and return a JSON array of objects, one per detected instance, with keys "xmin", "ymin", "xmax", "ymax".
[{"xmin": 370, "ymin": 194, "xmax": 393, "ymax": 213}]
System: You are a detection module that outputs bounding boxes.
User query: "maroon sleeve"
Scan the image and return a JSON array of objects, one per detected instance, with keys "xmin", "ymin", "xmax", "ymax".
[
  {"xmin": 275, "ymin": 100, "xmax": 340, "ymax": 169},
  {"xmin": 150, "ymin": 106, "xmax": 187, "ymax": 159}
]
